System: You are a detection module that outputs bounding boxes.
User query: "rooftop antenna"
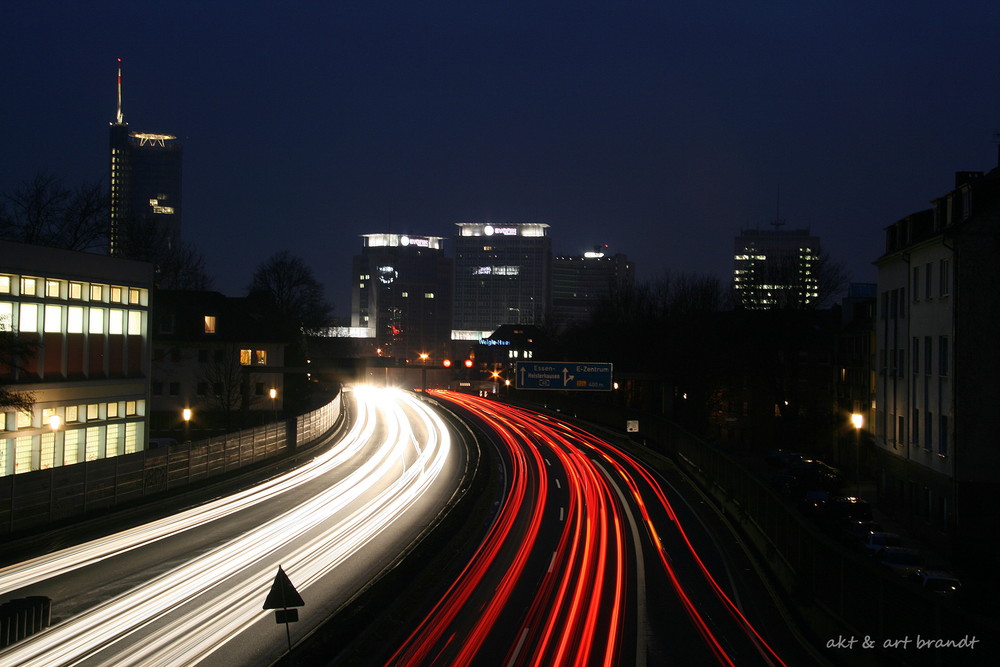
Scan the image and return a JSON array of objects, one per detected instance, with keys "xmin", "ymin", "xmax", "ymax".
[
  {"xmin": 115, "ymin": 58, "xmax": 125, "ymax": 125},
  {"xmin": 771, "ymin": 184, "xmax": 786, "ymax": 230}
]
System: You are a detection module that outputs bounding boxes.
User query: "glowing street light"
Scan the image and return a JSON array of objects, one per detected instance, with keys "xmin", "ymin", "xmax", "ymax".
[
  {"xmin": 48, "ymin": 414, "xmax": 62, "ymax": 431},
  {"xmin": 182, "ymin": 408, "xmax": 193, "ymax": 443},
  {"xmin": 851, "ymin": 412, "xmax": 863, "ymax": 495},
  {"xmin": 269, "ymin": 388, "xmax": 278, "ymax": 423}
]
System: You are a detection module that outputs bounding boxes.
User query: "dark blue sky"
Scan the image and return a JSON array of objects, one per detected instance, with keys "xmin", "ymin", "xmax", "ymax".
[{"xmin": 3, "ymin": 1, "xmax": 999, "ymax": 314}]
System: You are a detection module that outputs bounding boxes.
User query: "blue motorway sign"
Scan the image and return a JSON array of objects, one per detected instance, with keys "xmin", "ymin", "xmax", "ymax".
[{"xmin": 515, "ymin": 361, "xmax": 613, "ymax": 391}]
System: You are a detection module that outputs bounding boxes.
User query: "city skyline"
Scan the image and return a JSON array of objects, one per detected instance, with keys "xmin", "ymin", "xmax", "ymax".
[{"xmin": 3, "ymin": 2, "xmax": 999, "ymax": 314}]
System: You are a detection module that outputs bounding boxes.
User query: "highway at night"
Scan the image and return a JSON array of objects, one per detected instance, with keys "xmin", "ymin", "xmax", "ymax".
[
  {"xmin": 386, "ymin": 390, "xmax": 795, "ymax": 666},
  {"xmin": 0, "ymin": 386, "xmax": 466, "ymax": 666}
]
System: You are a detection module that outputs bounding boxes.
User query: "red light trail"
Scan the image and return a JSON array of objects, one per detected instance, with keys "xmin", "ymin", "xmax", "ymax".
[{"xmin": 388, "ymin": 391, "xmax": 786, "ymax": 667}]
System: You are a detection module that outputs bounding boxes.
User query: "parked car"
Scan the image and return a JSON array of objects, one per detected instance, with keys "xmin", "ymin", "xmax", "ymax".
[
  {"xmin": 907, "ymin": 569, "xmax": 962, "ymax": 599},
  {"xmin": 766, "ymin": 449, "xmax": 806, "ymax": 468},
  {"xmin": 840, "ymin": 519, "xmax": 884, "ymax": 544},
  {"xmin": 875, "ymin": 546, "xmax": 924, "ymax": 577},
  {"xmin": 860, "ymin": 531, "xmax": 902, "ymax": 556},
  {"xmin": 772, "ymin": 459, "xmax": 844, "ymax": 495}
]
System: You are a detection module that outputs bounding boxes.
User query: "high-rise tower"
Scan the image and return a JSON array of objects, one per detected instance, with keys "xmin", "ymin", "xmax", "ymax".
[
  {"xmin": 732, "ymin": 224, "xmax": 820, "ymax": 309},
  {"xmin": 109, "ymin": 59, "xmax": 183, "ymax": 256}
]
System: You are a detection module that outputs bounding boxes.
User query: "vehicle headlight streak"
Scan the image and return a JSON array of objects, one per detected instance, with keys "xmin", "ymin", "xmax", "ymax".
[
  {"xmin": 0, "ymin": 386, "xmax": 453, "ymax": 667},
  {"xmin": 390, "ymin": 392, "xmax": 785, "ymax": 667}
]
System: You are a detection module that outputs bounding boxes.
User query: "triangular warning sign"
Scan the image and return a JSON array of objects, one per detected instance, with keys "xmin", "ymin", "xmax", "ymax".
[{"xmin": 263, "ymin": 566, "xmax": 305, "ymax": 609}]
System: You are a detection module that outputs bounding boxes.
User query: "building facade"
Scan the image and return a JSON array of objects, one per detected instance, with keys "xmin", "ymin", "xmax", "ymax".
[
  {"xmin": 350, "ymin": 233, "xmax": 452, "ymax": 362},
  {"xmin": 149, "ymin": 291, "xmax": 286, "ymax": 436},
  {"xmin": 1, "ymin": 241, "xmax": 153, "ymax": 476},
  {"xmin": 874, "ymin": 165, "xmax": 1000, "ymax": 574},
  {"xmin": 452, "ymin": 222, "xmax": 552, "ymax": 340},
  {"xmin": 109, "ymin": 60, "xmax": 183, "ymax": 256},
  {"xmin": 733, "ymin": 226, "xmax": 820, "ymax": 309},
  {"xmin": 552, "ymin": 246, "xmax": 633, "ymax": 329}
]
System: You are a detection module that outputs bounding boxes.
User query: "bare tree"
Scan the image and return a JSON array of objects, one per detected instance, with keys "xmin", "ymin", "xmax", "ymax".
[
  {"xmin": 195, "ymin": 344, "xmax": 263, "ymax": 430},
  {"xmin": 115, "ymin": 216, "xmax": 212, "ymax": 289},
  {"xmin": 249, "ymin": 251, "xmax": 332, "ymax": 335},
  {"xmin": 0, "ymin": 319, "xmax": 36, "ymax": 412},
  {"xmin": 0, "ymin": 172, "xmax": 107, "ymax": 251}
]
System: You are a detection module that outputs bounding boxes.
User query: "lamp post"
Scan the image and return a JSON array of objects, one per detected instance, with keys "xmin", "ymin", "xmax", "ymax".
[
  {"xmin": 851, "ymin": 412, "xmax": 863, "ymax": 496},
  {"xmin": 419, "ymin": 353, "xmax": 429, "ymax": 393},
  {"xmin": 269, "ymin": 387, "xmax": 278, "ymax": 422},
  {"xmin": 182, "ymin": 408, "xmax": 192, "ymax": 443}
]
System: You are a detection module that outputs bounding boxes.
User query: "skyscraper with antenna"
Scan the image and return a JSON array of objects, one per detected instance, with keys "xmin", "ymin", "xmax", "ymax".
[{"xmin": 108, "ymin": 58, "xmax": 183, "ymax": 257}]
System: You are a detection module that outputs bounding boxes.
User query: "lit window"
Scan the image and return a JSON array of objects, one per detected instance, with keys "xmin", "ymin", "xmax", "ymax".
[
  {"xmin": 107, "ymin": 402, "xmax": 119, "ymax": 419},
  {"xmin": 128, "ymin": 288, "xmax": 141, "ymax": 305},
  {"xmin": 401, "ymin": 292, "xmax": 409, "ymax": 298},
  {"xmin": 90, "ymin": 284, "xmax": 104, "ymax": 301},
  {"xmin": 46, "ymin": 280, "xmax": 61, "ymax": 298},
  {"xmin": 19, "ymin": 303, "xmax": 39, "ymax": 332},
  {"xmin": 17, "ymin": 411, "xmax": 32, "ymax": 429},
  {"xmin": 87, "ymin": 404, "xmax": 99, "ymax": 420},
  {"xmin": 425, "ymin": 293, "xmax": 435, "ymax": 299},
  {"xmin": 126, "ymin": 401, "xmax": 137, "ymax": 416},
  {"xmin": 110, "ymin": 286, "xmax": 123, "ymax": 303},
  {"xmin": 240, "ymin": 349, "xmax": 251, "ymax": 365},
  {"xmin": 109, "ymin": 309, "xmax": 124, "ymax": 335},
  {"xmin": 127, "ymin": 311, "xmax": 142, "ymax": 335},
  {"xmin": 67, "ymin": 307, "xmax": 84, "ymax": 333},
  {"xmin": 89, "ymin": 308, "xmax": 104, "ymax": 334},
  {"xmin": 0, "ymin": 275, "xmax": 10, "ymax": 293},
  {"xmin": 66, "ymin": 405, "xmax": 79, "ymax": 423},
  {"xmin": 21, "ymin": 277, "xmax": 38, "ymax": 296},
  {"xmin": 44, "ymin": 305, "xmax": 62, "ymax": 333},
  {"xmin": 69, "ymin": 282, "xmax": 83, "ymax": 299},
  {"xmin": 255, "ymin": 350, "xmax": 268, "ymax": 365},
  {"xmin": 204, "ymin": 315, "xmax": 217, "ymax": 334}
]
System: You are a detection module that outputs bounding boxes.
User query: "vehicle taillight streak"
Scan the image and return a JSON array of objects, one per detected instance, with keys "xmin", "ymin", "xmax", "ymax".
[{"xmin": 388, "ymin": 391, "xmax": 786, "ymax": 667}]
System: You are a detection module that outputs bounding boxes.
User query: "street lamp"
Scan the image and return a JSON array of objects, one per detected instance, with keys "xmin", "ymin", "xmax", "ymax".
[
  {"xmin": 48, "ymin": 414, "xmax": 62, "ymax": 431},
  {"xmin": 182, "ymin": 407, "xmax": 193, "ymax": 443},
  {"xmin": 269, "ymin": 387, "xmax": 278, "ymax": 422},
  {"xmin": 419, "ymin": 353, "xmax": 429, "ymax": 392},
  {"xmin": 851, "ymin": 412, "xmax": 863, "ymax": 496}
]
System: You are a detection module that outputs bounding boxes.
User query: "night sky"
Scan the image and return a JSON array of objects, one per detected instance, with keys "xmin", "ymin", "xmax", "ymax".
[{"xmin": 4, "ymin": 2, "xmax": 999, "ymax": 315}]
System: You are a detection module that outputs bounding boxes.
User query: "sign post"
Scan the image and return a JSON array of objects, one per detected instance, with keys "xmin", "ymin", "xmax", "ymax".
[
  {"xmin": 515, "ymin": 361, "xmax": 613, "ymax": 391},
  {"xmin": 263, "ymin": 565, "xmax": 305, "ymax": 656}
]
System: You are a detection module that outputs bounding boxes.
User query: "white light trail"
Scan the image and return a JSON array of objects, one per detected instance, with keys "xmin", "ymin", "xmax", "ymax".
[{"xmin": 0, "ymin": 386, "xmax": 454, "ymax": 667}]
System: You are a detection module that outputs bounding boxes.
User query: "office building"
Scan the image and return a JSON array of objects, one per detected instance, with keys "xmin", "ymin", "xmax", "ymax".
[
  {"xmin": 350, "ymin": 233, "xmax": 452, "ymax": 362},
  {"xmin": 552, "ymin": 246, "xmax": 633, "ymax": 328},
  {"xmin": 733, "ymin": 225, "xmax": 820, "ymax": 309},
  {"xmin": 1, "ymin": 240, "xmax": 153, "ymax": 476},
  {"xmin": 452, "ymin": 222, "xmax": 551, "ymax": 340},
  {"xmin": 109, "ymin": 59, "xmax": 183, "ymax": 256}
]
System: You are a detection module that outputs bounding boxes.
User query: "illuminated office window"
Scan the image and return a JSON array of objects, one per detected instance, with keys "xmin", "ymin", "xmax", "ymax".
[
  {"xmin": 40, "ymin": 433, "xmax": 55, "ymax": 470},
  {"xmin": 69, "ymin": 282, "xmax": 83, "ymax": 299},
  {"xmin": 0, "ymin": 275, "xmax": 10, "ymax": 293},
  {"xmin": 125, "ymin": 422, "xmax": 138, "ymax": 454},
  {"xmin": 21, "ymin": 277, "xmax": 38, "ymax": 296},
  {"xmin": 46, "ymin": 280, "xmax": 61, "ymax": 298},
  {"xmin": 109, "ymin": 310, "xmax": 124, "ymax": 335},
  {"xmin": 90, "ymin": 284, "xmax": 104, "ymax": 301},
  {"xmin": 64, "ymin": 430, "xmax": 80, "ymax": 465},
  {"xmin": 89, "ymin": 308, "xmax": 104, "ymax": 334},
  {"xmin": 16, "ymin": 411, "xmax": 32, "ymax": 429},
  {"xmin": 129, "ymin": 288, "xmax": 141, "ymax": 305},
  {"xmin": 67, "ymin": 306, "xmax": 84, "ymax": 333},
  {"xmin": 0, "ymin": 302, "xmax": 11, "ymax": 330},
  {"xmin": 107, "ymin": 402, "xmax": 119, "ymax": 419},
  {"xmin": 15, "ymin": 436, "xmax": 32, "ymax": 473},
  {"xmin": 110, "ymin": 286, "xmax": 123, "ymax": 303},
  {"xmin": 107, "ymin": 423, "xmax": 121, "ymax": 456},
  {"xmin": 127, "ymin": 311, "xmax": 142, "ymax": 335},
  {"xmin": 44, "ymin": 305, "xmax": 62, "ymax": 333},
  {"xmin": 87, "ymin": 404, "xmax": 99, "ymax": 421},
  {"xmin": 19, "ymin": 303, "xmax": 38, "ymax": 332},
  {"xmin": 85, "ymin": 426, "xmax": 100, "ymax": 461},
  {"xmin": 66, "ymin": 405, "xmax": 79, "ymax": 423}
]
